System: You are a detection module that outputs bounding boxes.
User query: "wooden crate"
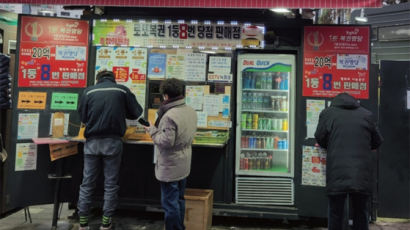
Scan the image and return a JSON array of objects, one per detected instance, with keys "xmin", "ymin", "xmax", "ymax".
[{"xmin": 184, "ymin": 188, "xmax": 213, "ymax": 230}]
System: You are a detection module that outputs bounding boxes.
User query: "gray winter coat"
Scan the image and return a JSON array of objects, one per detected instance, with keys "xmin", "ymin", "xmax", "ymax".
[{"xmin": 148, "ymin": 99, "xmax": 197, "ymax": 182}]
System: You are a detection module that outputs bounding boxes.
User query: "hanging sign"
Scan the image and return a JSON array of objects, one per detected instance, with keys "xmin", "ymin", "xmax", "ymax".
[
  {"xmin": 302, "ymin": 26, "xmax": 370, "ymax": 99},
  {"xmin": 18, "ymin": 16, "xmax": 89, "ymax": 88},
  {"xmin": 93, "ymin": 19, "xmax": 264, "ymax": 49}
]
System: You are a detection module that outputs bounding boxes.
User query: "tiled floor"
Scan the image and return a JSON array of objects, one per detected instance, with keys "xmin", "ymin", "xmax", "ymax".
[{"xmin": 0, "ymin": 204, "xmax": 408, "ymax": 230}]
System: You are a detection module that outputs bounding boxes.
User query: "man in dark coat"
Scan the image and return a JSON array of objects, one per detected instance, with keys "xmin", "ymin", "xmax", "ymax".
[
  {"xmin": 77, "ymin": 70, "xmax": 143, "ymax": 230},
  {"xmin": 315, "ymin": 92, "xmax": 383, "ymax": 230}
]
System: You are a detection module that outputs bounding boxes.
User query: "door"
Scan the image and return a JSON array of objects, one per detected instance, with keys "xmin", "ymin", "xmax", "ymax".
[{"xmin": 378, "ymin": 60, "xmax": 410, "ymax": 218}]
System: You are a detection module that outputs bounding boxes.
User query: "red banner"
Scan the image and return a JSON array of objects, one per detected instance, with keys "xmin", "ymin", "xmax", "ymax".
[
  {"xmin": 18, "ymin": 16, "xmax": 89, "ymax": 88},
  {"xmin": 2, "ymin": 0, "xmax": 382, "ymax": 8},
  {"xmin": 302, "ymin": 26, "xmax": 370, "ymax": 99}
]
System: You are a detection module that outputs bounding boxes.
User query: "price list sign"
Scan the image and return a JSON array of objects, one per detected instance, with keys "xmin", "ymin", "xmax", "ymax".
[
  {"xmin": 18, "ymin": 16, "xmax": 89, "ymax": 88},
  {"xmin": 303, "ymin": 26, "xmax": 370, "ymax": 99}
]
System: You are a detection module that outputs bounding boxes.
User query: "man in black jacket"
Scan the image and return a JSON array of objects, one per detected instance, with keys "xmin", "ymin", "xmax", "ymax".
[
  {"xmin": 315, "ymin": 92, "xmax": 383, "ymax": 230},
  {"xmin": 77, "ymin": 70, "xmax": 143, "ymax": 230}
]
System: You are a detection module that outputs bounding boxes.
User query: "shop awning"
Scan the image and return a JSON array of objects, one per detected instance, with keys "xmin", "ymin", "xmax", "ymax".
[{"xmin": 2, "ymin": 0, "xmax": 382, "ymax": 8}]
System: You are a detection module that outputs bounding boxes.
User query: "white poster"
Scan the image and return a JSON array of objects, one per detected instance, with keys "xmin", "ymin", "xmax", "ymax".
[
  {"xmin": 196, "ymin": 111, "xmax": 208, "ymax": 127},
  {"xmin": 203, "ymin": 95, "xmax": 221, "ymax": 116},
  {"xmin": 15, "ymin": 143, "xmax": 37, "ymax": 171},
  {"xmin": 302, "ymin": 145, "xmax": 326, "ymax": 187},
  {"xmin": 166, "ymin": 54, "xmax": 186, "ymax": 80},
  {"xmin": 185, "ymin": 86, "xmax": 205, "ymax": 111},
  {"xmin": 306, "ymin": 100, "xmax": 326, "ymax": 138},
  {"xmin": 209, "ymin": 56, "xmax": 231, "ymax": 73},
  {"xmin": 95, "ymin": 46, "xmax": 114, "ymax": 75},
  {"xmin": 17, "ymin": 113, "xmax": 39, "ymax": 140},
  {"xmin": 185, "ymin": 53, "xmax": 207, "ymax": 82}
]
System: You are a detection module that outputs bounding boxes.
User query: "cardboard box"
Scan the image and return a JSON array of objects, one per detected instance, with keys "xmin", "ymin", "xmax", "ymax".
[{"xmin": 184, "ymin": 188, "xmax": 213, "ymax": 230}]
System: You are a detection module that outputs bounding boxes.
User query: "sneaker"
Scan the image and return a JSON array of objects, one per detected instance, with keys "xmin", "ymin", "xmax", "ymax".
[{"xmin": 100, "ymin": 223, "xmax": 112, "ymax": 230}]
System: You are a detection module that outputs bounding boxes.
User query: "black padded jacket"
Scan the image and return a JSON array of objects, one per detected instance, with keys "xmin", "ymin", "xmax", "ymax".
[
  {"xmin": 315, "ymin": 93, "xmax": 383, "ymax": 194},
  {"xmin": 79, "ymin": 76, "xmax": 143, "ymax": 138}
]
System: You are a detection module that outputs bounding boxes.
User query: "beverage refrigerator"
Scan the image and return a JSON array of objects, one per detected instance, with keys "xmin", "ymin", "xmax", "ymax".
[{"xmin": 235, "ymin": 53, "xmax": 296, "ymax": 206}]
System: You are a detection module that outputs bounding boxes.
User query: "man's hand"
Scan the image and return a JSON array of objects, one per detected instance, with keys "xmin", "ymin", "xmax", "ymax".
[{"xmin": 144, "ymin": 122, "xmax": 153, "ymax": 132}]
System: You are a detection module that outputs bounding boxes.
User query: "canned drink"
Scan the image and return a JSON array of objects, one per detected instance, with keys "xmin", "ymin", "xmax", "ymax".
[
  {"xmin": 282, "ymin": 119, "xmax": 288, "ymax": 131},
  {"xmin": 274, "ymin": 136, "xmax": 279, "ymax": 149},
  {"xmin": 244, "ymin": 158, "xmax": 249, "ymax": 170},
  {"xmin": 241, "ymin": 113, "xmax": 247, "ymax": 129},
  {"xmin": 252, "ymin": 114, "xmax": 259, "ymax": 130},
  {"xmin": 258, "ymin": 117, "xmax": 263, "ymax": 130},
  {"xmin": 246, "ymin": 113, "xmax": 252, "ymax": 129},
  {"xmin": 284, "ymin": 139, "xmax": 288, "ymax": 149},
  {"xmin": 277, "ymin": 119, "xmax": 283, "ymax": 130}
]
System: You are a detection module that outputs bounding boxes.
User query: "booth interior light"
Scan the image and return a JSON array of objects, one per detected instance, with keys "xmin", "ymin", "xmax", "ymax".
[
  {"xmin": 204, "ymin": 20, "xmax": 211, "ymax": 25},
  {"xmin": 139, "ymin": 19, "xmax": 146, "ymax": 23},
  {"xmin": 244, "ymin": 23, "xmax": 251, "ymax": 27},
  {"xmin": 198, "ymin": 46, "xmax": 205, "ymax": 50},
  {"xmin": 100, "ymin": 19, "xmax": 107, "ymax": 22},
  {"xmin": 355, "ymin": 9, "xmax": 368, "ymax": 22},
  {"xmin": 165, "ymin": 20, "xmax": 172, "ymax": 24},
  {"xmin": 185, "ymin": 46, "xmax": 192, "ymax": 49},
  {"xmin": 160, "ymin": 45, "xmax": 166, "ymax": 49},
  {"xmin": 217, "ymin": 21, "xmax": 224, "ymax": 25},
  {"xmin": 200, "ymin": 50, "xmax": 216, "ymax": 54},
  {"xmin": 113, "ymin": 18, "xmax": 120, "ymax": 22},
  {"xmin": 152, "ymin": 20, "xmax": 158, "ymax": 24},
  {"xmin": 126, "ymin": 19, "xmax": 132, "ymax": 23},
  {"xmin": 230, "ymin": 21, "xmax": 238, "ymax": 25},
  {"xmin": 178, "ymin": 20, "xmax": 185, "ymax": 23},
  {"xmin": 270, "ymin": 8, "xmax": 291, "ymax": 13},
  {"xmin": 191, "ymin": 20, "xmax": 198, "ymax": 24}
]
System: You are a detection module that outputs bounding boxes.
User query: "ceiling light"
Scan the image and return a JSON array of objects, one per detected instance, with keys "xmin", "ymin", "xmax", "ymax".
[
  {"xmin": 270, "ymin": 8, "xmax": 291, "ymax": 13},
  {"xmin": 355, "ymin": 9, "xmax": 368, "ymax": 23}
]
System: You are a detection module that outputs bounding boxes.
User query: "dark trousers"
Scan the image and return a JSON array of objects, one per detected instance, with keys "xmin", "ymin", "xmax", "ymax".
[
  {"xmin": 160, "ymin": 178, "xmax": 187, "ymax": 230},
  {"xmin": 328, "ymin": 193, "xmax": 370, "ymax": 230}
]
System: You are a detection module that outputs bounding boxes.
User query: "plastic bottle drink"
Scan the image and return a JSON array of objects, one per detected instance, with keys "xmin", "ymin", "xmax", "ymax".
[
  {"xmin": 263, "ymin": 94, "xmax": 270, "ymax": 109},
  {"xmin": 242, "ymin": 72, "xmax": 248, "ymax": 89},
  {"xmin": 261, "ymin": 72, "xmax": 267, "ymax": 89},
  {"xmin": 268, "ymin": 155, "xmax": 273, "ymax": 169},
  {"xmin": 264, "ymin": 153, "xmax": 270, "ymax": 169},
  {"xmin": 284, "ymin": 73, "xmax": 289, "ymax": 90},
  {"xmin": 281, "ymin": 96, "xmax": 288, "ymax": 112},
  {"xmin": 241, "ymin": 113, "xmax": 246, "ymax": 129},
  {"xmin": 252, "ymin": 92, "xmax": 258, "ymax": 109},
  {"xmin": 284, "ymin": 139, "xmax": 288, "ymax": 149},
  {"xmin": 255, "ymin": 73, "xmax": 261, "ymax": 89},
  {"xmin": 242, "ymin": 93, "xmax": 247, "ymax": 109},
  {"xmin": 266, "ymin": 73, "xmax": 272, "ymax": 89},
  {"xmin": 256, "ymin": 93, "xmax": 262, "ymax": 109},
  {"xmin": 274, "ymin": 136, "xmax": 279, "ymax": 149}
]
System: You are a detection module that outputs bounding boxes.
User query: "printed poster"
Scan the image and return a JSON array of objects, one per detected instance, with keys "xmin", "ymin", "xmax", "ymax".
[
  {"xmin": 95, "ymin": 46, "xmax": 115, "ymax": 74},
  {"xmin": 166, "ymin": 54, "xmax": 185, "ymax": 80},
  {"xmin": 148, "ymin": 53, "xmax": 166, "ymax": 79},
  {"xmin": 303, "ymin": 26, "xmax": 370, "ymax": 99},
  {"xmin": 302, "ymin": 145, "xmax": 327, "ymax": 187},
  {"xmin": 95, "ymin": 47, "xmax": 147, "ymax": 110},
  {"xmin": 209, "ymin": 56, "xmax": 231, "ymax": 73},
  {"xmin": 196, "ymin": 111, "xmax": 208, "ymax": 127},
  {"xmin": 50, "ymin": 92, "xmax": 78, "ymax": 110},
  {"xmin": 18, "ymin": 16, "xmax": 89, "ymax": 88},
  {"xmin": 17, "ymin": 113, "xmax": 39, "ymax": 140},
  {"xmin": 185, "ymin": 86, "xmax": 204, "ymax": 111},
  {"xmin": 17, "ymin": 91, "xmax": 47, "ymax": 110},
  {"xmin": 15, "ymin": 143, "xmax": 37, "ymax": 171},
  {"xmin": 306, "ymin": 99, "xmax": 326, "ymax": 138},
  {"xmin": 203, "ymin": 95, "xmax": 221, "ymax": 116},
  {"xmin": 185, "ymin": 53, "xmax": 207, "ymax": 82}
]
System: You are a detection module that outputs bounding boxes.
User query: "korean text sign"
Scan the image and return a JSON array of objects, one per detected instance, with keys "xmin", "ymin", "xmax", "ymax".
[
  {"xmin": 303, "ymin": 26, "xmax": 370, "ymax": 99},
  {"xmin": 18, "ymin": 16, "xmax": 89, "ymax": 88}
]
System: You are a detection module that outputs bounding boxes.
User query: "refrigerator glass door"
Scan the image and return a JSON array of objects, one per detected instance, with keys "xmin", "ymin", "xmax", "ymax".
[{"xmin": 236, "ymin": 54, "xmax": 295, "ymax": 177}]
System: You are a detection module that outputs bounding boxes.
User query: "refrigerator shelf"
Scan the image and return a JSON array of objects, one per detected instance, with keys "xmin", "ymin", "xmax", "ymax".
[
  {"xmin": 241, "ymin": 148, "xmax": 288, "ymax": 152},
  {"xmin": 241, "ymin": 110, "xmax": 288, "ymax": 114},
  {"xmin": 242, "ymin": 89, "xmax": 288, "ymax": 93},
  {"xmin": 241, "ymin": 129, "xmax": 288, "ymax": 133},
  {"xmin": 237, "ymin": 167, "xmax": 289, "ymax": 175}
]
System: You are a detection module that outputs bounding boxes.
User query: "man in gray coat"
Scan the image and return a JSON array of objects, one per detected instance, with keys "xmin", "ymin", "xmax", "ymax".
[{"xmin": 145, "ymin": 78, "xmax": 197, "ymax": 230}]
